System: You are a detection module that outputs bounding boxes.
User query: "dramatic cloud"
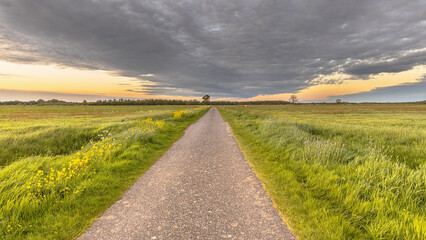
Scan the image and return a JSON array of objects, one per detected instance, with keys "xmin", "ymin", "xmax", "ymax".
[
  {"xmin": 345, "ymin": 50, "xmax": 426, "ymax": 77},
  {"xmin": 0, "ymin": 0, "xmax": 425, "ymax": 98}
]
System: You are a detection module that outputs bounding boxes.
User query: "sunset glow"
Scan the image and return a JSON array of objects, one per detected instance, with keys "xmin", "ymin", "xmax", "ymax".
[{"xmin": 250, "ymin": 65, "xmax": 426, "ymax": 102}]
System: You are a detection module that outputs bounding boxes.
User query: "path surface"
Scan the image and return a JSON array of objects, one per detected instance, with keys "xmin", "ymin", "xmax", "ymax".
[{"xmin": 80, "ymin": 107, "xmax": 294, "ymax": 240}]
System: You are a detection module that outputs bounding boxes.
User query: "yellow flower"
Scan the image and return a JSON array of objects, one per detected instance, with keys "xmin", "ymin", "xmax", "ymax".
[{"xmin": 173, "ymin": 110, "xmax": 186, "ymax": 119}]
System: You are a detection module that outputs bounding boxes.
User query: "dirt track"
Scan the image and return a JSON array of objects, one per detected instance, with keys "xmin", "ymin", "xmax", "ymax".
[{"xmin": 79, "ymin": 107, "xmax": 294, "ymax": 240}]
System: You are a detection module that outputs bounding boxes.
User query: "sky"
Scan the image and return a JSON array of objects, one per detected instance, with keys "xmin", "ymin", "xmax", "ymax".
[{"xmin": 0, "ymin": 0, "xmax": 425, "ymax": 102}]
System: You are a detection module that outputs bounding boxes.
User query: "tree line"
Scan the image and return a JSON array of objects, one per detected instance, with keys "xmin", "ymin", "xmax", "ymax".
[
  {"xmin": 0, "ymin": 98, "xmax": 292, "ymax": 106},
  {"xmin": 88, "ymin": 99, "xmax": 292, "ymax": 105},
  {"xmin": 0, "ymin": 99, "xmax": 77, "ymax": 106},
  {"xmin": 1, "ymin": 98, "xmax": 424, "ymax": 106}
]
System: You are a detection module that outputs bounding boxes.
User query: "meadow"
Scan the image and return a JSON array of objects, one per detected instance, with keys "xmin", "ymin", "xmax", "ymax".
[
  {"xmin": 218, "ymin": 104, "xmax": 426, "ymax": 240},
  {"xmin": 0, "ymin": 105, "xmax": 209, "ymax": 239}
]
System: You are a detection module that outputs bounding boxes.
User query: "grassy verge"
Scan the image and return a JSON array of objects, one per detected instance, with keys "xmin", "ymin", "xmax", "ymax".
[
  {"xmin": 0, "ymin": 106, "xmax": 192, "ymax": 166},
  {"xmin": 218, "ymin": 105, "xmax": 425, "ymax": 240},
  {"xmin": 0, "ymin": 106, "xmax": 209, "ymax": 239}
]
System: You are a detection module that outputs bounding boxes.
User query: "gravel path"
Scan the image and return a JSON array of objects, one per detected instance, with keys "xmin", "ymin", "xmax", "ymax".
[{"xmin": 79, "ymin": 107, "xmax": 295, "ymax": 240}]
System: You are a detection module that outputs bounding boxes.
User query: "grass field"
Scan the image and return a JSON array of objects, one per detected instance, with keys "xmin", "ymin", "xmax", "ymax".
[
  {"xmin": 0, "ymin": 105, "xmax": 209, "ymax": 239},
  {"xmin": 218, "ymin": 104, "xmax": 426, "ymax": 240}
]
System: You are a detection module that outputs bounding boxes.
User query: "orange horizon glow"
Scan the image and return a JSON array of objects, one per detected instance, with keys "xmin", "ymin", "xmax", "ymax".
[
  {"xmin": 0, "ymin": 61, "xmax": 425, "ymax": 102},
  {"xmin": 249, "ymin": 65, "xmax": 425, "ymax": 101},
  {"xmin": 0, "ymin": 61, "xmax": 201, "ymax": 101}
]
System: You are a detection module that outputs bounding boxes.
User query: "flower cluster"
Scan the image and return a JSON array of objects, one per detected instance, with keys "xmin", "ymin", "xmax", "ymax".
[
  {"xmin": 26, "ymin": 132, "xmax": 118, "ymax": 202},
  {"xmin": 173, "ymin": 110, "xmax": 186, "ymax": 119},
  {"xmin": 5, "ymin": 223, "xmax": 26, "ymax": 234},
  {"xmin": 172, "ymin": 107, "xmax": 207, "ymax": 119},
  {"xmin": 129, "ymin": 117, "xmax": 165, "ymax": 135}
]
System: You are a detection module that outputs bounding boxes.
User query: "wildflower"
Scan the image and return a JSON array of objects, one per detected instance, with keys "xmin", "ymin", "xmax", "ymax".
[
  {"xmin": 130, "ymin": 117, "xmax": 165, "ymax": 136},
  {"xmin": 173, "ymin": 110, "xmax": 186, "ymax": 119},
  {"xmin": 26, "ymin": 133, "xmax": 118, "ymax": 202}
]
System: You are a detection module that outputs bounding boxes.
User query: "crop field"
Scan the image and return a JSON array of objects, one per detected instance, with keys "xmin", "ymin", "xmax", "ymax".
[
  {"xmin": 0, "ymin": 105, "xmax": 208, "ymax": 239},
  {"xmin": 219, "ymin": 104, "xmax": 426, "ymax": 240}
]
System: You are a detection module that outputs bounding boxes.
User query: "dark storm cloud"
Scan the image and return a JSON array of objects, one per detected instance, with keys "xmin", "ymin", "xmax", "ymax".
[
  {"xmin": 345, "ymin": 50, "xmax": 426, "ymax": 76},
  {"xmin": 0, "ymin": 0, "xmax": 425, "ymax": 98}
]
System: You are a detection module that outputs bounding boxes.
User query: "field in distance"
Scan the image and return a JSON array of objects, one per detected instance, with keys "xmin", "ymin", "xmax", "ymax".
[
  {"xmin": 219, "ymin": 104, "xmax": 425, "ymax": 240},
  {"xmin": 0, "ymin": 105, "xmax": 208, "ymax": 239}
]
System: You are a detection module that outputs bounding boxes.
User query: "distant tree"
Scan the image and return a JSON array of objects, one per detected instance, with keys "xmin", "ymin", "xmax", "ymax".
[
  {"xmin": 82, "ymin": 100, "xmax": 88, "ymax": 106},
  {"xmin": 289, "ymin": 95, "xmax": 298, "ymax": 104},
  {"xmin": 335, "ymin": 99, "xmax": 342, "ymax": 104},
  {"xmin": 202, "ymin": 95, "xmax": 210, "ymax": 103},
  {"xmin": 37, "ymin": 99, "xmax": 45, "ymax": 105}
]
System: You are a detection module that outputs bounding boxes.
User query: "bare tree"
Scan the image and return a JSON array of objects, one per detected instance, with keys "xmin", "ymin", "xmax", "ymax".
[
  {"xmin": 335, "ymin": 99, "xmax": 342, "ymax": 104},
  {"xmin": 202, "ymin": 95, "xmax": 210, "ymax": 103},
  {"xmin": 289, "ymin": 95, "xmax": 298, "ymax": 104}
]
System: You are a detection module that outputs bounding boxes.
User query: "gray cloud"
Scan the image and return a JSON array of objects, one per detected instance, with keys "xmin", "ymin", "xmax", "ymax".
[
  {"xmin": 0, "ymin": 0, "xmax": 425, "ymax": 98},
  {"xmin": 345, "ymin": 50, "xmax": 426, "ymax": 76}
]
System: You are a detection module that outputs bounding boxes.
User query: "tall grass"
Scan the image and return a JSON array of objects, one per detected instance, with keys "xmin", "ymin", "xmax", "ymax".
[
  {"xmin": 219, "ymin": 105, "xmax": 426, "ymax": 240},
  {"xmin": 0, "ymin": 106, "xmax": 209, "ymax": 239},
  {"xmin": 0, "ymin": 106, "xmax": 192, "ymax": 166}
]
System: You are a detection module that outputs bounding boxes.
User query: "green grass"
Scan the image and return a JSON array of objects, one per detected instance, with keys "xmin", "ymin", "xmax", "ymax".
[
  {"xmin": 0, "ymin": 105, "xmax": 209, "ymax": 239},
  {"xmin": 218, "ymin": 104, "xmax": 426, "ymax": 240},
  {"xmin": 0, "ymin": 106, "xmax": 197, "ymax": 166}
]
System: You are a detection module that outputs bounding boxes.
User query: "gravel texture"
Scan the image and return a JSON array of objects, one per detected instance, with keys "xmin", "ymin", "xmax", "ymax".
[{"xmin": 79, "ymin": 107, "xmax": 295, "ymax": 240}]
